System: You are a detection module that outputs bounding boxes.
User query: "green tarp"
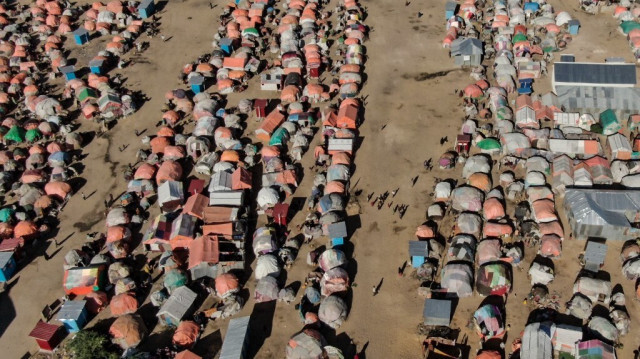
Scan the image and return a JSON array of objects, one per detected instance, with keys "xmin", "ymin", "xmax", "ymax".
[
  {"xmin": 599, "ymin": 109, "xmax": 621, "ymax": 135},
  {"xmin": 477, "ymin": 138, "xmax": 501, "ymax": 151},
  {"xmin": 25, "ymin": 129, "xmax": 42, "ymax": 142},
  {"xmin": 620, "ymin": 21, "xmax": 640, "ymax": 35},
  {"xmin": 77, "ymin": 87, "xmax": 97, "ymax": 102},
  {"xmin": 0, "ymin": 208, "xmax": 14, "ymax": 222},
  {"xmin": 512, "ymin": 33, "xmax": 527, "ymax": 44},
  {"xmin": 163, "ymin": 269, "xmax": 187, "ymax": 293},
  {"xmin": 269, "ymin": 127, "xmax": 289, "ymax": 146},
  {"xmin": 5, "ymin": 126, "xmax": 24, "ymax": 143}
]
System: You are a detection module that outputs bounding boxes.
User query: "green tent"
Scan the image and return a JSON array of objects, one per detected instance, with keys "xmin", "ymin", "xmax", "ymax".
[
  {"xmin": 620, "ymin": 21, "xmax": 640, "ymax": 35},
  {"xmin": 0, "ymin": 208, "xmax": 14, "ymax": 223},
  {"xmin": 269, "ymin": 127, "xmax": 289, "ymax": 146},
  {"xmin": 163, "ymin": 269, "xmax": 188, "ymax": 293},
  {"xmin": 77, "ymin": 87, "xmax": 97, "ymax": 102},
  {"xmin": 5, "ymin": 125, "xmax": 25, "ymax": 143},
  {"xmin": 477, "ymin": 138, "xmax": 501, "ymax": 151},
  {"xmin": 599, "ymin": 109, "xmax": 621, "ymax": 135},
  {"xmin": 25, "ymin": 128, "xmax": 42, "ymax": 142},
  {"xmin": 512, "ymin": 33, "xmax": 527, "ymax": 44},
  {"xmin": 242, "ymin": 27, "xmax": 259, "ymax": 37}
]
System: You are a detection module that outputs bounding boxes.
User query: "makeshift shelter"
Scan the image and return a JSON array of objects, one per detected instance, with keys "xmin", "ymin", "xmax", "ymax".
[
  {"xmin": 29, "ymin": 321, "xmax": 65, "ymax": 351},
  {"xmin": 63, "ymin": 265, "xmax": 106, "ymax": 296},
  {"xmin": 110, "ymin": 292, "xmax": 138, "ymax": 317},
  {"xmin": 441, "ymin": 262, "xmax": 474, "ymax": 297},
  {"xmin": 450, "ymin": 37, "xmax": 483, "ymax": 66},
  {"xmin": 409, "ymin": 240, "xmax": 429, "ymax": 268},
  {"xmin": 608, "ymin": 133, "xmax": 632, "ymax": 160},
  {"xmin": 584, "ymin": 241, "xmax": 607, "ymax": 272},
  {"xmin": 423, "ymin": 299, "xmax": 452, "ymax": 326},
  {"xmin": 573, "ymin": 276, "xmax": 611, "ymax": 304},
  {"xmin": 286, "ymin": 329, "xmax": 327, "ymax": 359},
  {"xmin": 219, "ymin": 316, "xmax": 250, "ymax": 359},
  {"xmin": 318, "ymin": 295, "xmax": 348, "ymax": 329},
  {"xmin": 553, "ymin": 324, "xmax": 582, "ymax": 353},
  {"xmin": 56, "ymin": 300, "xmax": 88, "ymax": 333},
  {"xmin": 521, "ymin": 322, "xmax": 554, "ymax": 359},
  {"xmin": 564, "ymin": 188, "xmax": 640, "ymax": 241},
  {"xmin": 0, "ymin": 251, "xmax": 16, "ymax": 282},
  {"xmin": 157, "ymin": 286, "xmax": 198, "ymax": 326},
  {"xmin": 158, "ymin": 181, "xmax": 184, "ymax": 211},
  {"xmin": 109, "ymin": 314, "xmax": 148, "ymax": 349},
  {"xmin": 473, "ymin": 304, "xmax": 505, "ymax": 340},
  {"xmin": 575, "ymin": 339, "xmax": 616, "ymax": 359},
  {"xmin": 600, "ymin": 109, "xmax": 622, "ymax": 135},
  {"xmin": 170, "ymin": 214, "xmax": 196, "ymax": 249},
  {"xmin": 451, "ymin": 186, "xmax": 484, "ymax": 212},
  {"xmin": 172, "ymin": 321, "xmax": 200, "ymax": 348},
  {"xmin": 476, "ymin": 262, "xmax": 511, "ymax": 296}
]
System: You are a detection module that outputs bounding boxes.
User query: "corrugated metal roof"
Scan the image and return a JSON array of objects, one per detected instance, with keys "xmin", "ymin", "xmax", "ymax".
[
  {"xmin": 451, "ymin": 38, "xmax": 483, "ymax": 56},
  {"xmin": 219, "ymin": 316, "xmax": 250, "ymax": 359},
  {"xmin": 565, "ymin": 188, "xmax": 640, "ymax": 227},
  {"xmin": 557, "ymin": 86, "xmax": 640, "ymax": 114},
  {"xmin": 157, "ymin": 286, "xmax": 197, "ymax": 321},
  {"xmin": 521, "ymin": 322, "xmax": 554, "ymax": 359},
  {"xmin": 29, "ymin": 321, "xmax": 60, "ymax": 341},
  {"xmin": 554, "ymin": 62, "xmax": 636, "ymax": 85},
  {"xmin": 56, "ymin": 300, "xmax": 87, "ymax": 321},
  {"xmin": 422, "ymin": 299, "xmax": 451, "ymax": 326},
  {"xmin": 584, "ymin": 241, "xmax": 607, "ymax": 264},
  {"xmin": 328, "ymin": 221, "xmax": 348, "ymax": 238},
  {"xmin": 409, "ymin": 241, "xmax": 429, "ymax": 257}
]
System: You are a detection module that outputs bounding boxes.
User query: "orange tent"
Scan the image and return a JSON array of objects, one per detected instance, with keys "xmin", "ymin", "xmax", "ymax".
[
  {"xmin": 188, "ymin": 235, "xmax": 220, "ymax": 269},
  {"xmin": 538, "ymin": 221, "xmax": 563, "ymax": 238},
  {"xmin": 175, "ymin": 350, "xmax": 201, "ymax": 359},
  {"xmin": 532, "ymin": 199, "xmax": 557, "ymax": 222},
  {"xmin": 468, "ymin": 172, "xmax": 492, "ymax": 192},
  {"xmin": 203, "ymin": 207, "xmax": 236, "ymax": 224},
  {"xmin": 540, "ymin": 234, "xmax": 562, "ymax": 257},
  {"xmin": 325, "ymin": 181, "xmax": 345, "ymax": 194},
  {"xmin": 202, "ymin": 222, "xmax": 234, "ymax": 236},
  {"xmin": 172, "ymin": 321, "xmax": 200, "ymax": 347},
  {"xmin": 255, "ymin": 111, "xmax": 285, "ymax": 141},
  {"xmin": 221, "ymin": 150, "xmax": 240, "ymax": 163},
  {"xmin": 331, "ymin": 152, "xmax": 351, "ymax": 165},
  {"xmin": 110, "ymin": 292, "xmax": 138, "ymax": 316},
  {"xmin": 482, "ymin": 222, "xmax": 513, "ymax": 237},
  {"xmin": 150, "ymin": 136, "xmax": 170, "ymax": 154},
  {"xmin": 483, "ymin": 198, "xmax": 505, "ymax": 220},
  {"xmin": 232, "ymin": 167, "xmax": 252, "ymax": 190},
  {"xmin": 45, "ymin": 181, "xmax": 72, "ymax": 200},
  {"xmin": 46, "ymin": 142, "xmax": 63, "ymax": 154},
  {"xmin": 156, "ymin": 160, "xmax": 183, "ymax": 184},
  {"xmin": 280, "ymin": 85, "xmax": 300, "ymax": 103},
  {"xmin": 215, "ymin": 273, "xmax": 239, "ymax": 297},
  {"xmin": 14, "ymin": 220, "xmax": 37, "ymax": 238},
  {"xmin": 477, "ymin": 351, "xmax": 502, "ymax": 359},
  {"xmin": 107, "ymin": 225, "xmax": 130, "ymax": 243},
  {"xmin": 464, "ymin": 84, "xmax": 483, "ymax": 98},
  {"xmin": 21, "ymin": 170, "xmax": 46, "ymax": 183},
  {"xmin": 415, "ymin": 224, "xmax": 435, "ymax": 238},
  {"xmin": 260, "ymin": 145, "xmax": 280, "ymax": 158},
  {"xmin": 157, "ymin": 126, "xmax": 175, "ymax": 137},
  {"xmin": 134, "ymin": 163, "xmax": 156, "ymax": 180},
  {"xmin": 164, "ymin": 146, "xmax": 186, "ymax": 159},
  {"xmin": 163, "ymin": 111, "xmax": 180, "ymax": 126},
  {"xmin": 336, "ymin": 104, "xmax": 358, "ymax": 129},
  {"xmin": 182, "ymin": 194, "xmax": 208, "ymax": 219}
]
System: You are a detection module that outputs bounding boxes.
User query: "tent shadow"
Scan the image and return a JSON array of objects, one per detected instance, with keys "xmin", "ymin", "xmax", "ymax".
[
  {"xmin": 193, "ymin": 329, "xmax": 222, "ymax": 358},
  {"xmin": 0, "ymin": 276, "xmax": 17, "ymax": 337},
  {"xmin": 246, "ymin": 301, "xmax": 276, "ymax": 357}
]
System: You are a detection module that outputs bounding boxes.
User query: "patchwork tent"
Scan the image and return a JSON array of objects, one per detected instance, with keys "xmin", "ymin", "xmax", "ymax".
[
  {"xmin": 441, "ymin": 262, "xmax": 474, "ymax": 297},
  {"xmin": 473, "ymin": 304, "xmax": 505, "ymax": 340},
  {"xmin": 476, "ymin": 262, "xmax": 511, "ymax": 296}
]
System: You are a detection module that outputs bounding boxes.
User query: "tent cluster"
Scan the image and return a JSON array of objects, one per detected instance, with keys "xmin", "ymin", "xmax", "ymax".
[
  {"xmin": 612, "ymin": 2, "xmax": 640, "ymax": 61},
  {"xmin": 283, "ymin": 0, "xmax": 367, "ymax": 357}
]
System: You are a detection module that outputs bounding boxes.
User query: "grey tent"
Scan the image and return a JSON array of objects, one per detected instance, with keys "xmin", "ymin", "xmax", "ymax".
[
  {"xmin": 318, "ymin": 295, "xmax": 348, "ymax": 329},
  {"xmin": 254, "ymin": 275, "xmax": 280, "ymax": 303},
  {"xmin": 157, "ymin": 286, "xmax": 197, "ymax": 327},
  {"xmin": 521, "ymin": 322, "xmax": 554, "ymax": 359},
  {"xmin": 441, "ymin": 262, "xmax": 474, "ymax": 297},
  {"xmin": 422, "ymin": 299, "xmax": 452, "ymax": 326},
  {"xmin": 286, "ymin": 329, "xmax": 327, "ymax": 359}
]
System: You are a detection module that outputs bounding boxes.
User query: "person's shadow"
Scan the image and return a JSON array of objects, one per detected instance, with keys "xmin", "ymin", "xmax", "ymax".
[{"xmin": 358, "ymin": 341, "xmax": 369, "ymax": 358}]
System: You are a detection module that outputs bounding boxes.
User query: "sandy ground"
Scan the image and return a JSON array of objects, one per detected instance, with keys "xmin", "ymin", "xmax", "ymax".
[{"xmin": 2, "ymin": 0, "xmax": 640, "ymax": 358}]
